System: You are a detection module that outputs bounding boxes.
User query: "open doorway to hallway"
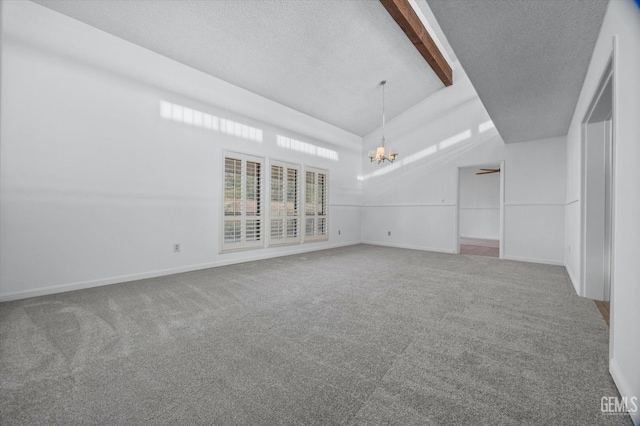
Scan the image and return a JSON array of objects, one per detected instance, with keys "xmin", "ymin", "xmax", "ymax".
[
  {"xmin": 458, "ymin": 164, "xmax": 502, "ymax": 258},
  {"xmin": 582, "ymin": 58, "xmax": 613, "ymax": 303},
  {"xmin": 582, "ymin": 53, "xmax": 614, "ymax": 329}
]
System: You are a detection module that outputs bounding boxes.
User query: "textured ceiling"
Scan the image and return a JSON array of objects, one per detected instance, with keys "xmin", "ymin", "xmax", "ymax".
[
  {"xmin": 428, "ymin": 0, "xmax": 609, "ymax": 143},
  {"xmin": 31, "ymin": 0, "xmax": 447, "ymax": 137}
]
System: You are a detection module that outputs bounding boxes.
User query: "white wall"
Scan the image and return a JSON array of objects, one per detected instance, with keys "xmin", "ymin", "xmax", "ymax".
[
  {"xmin": 361, "ymin": 63, "xmax": 566, "ymax": 265},
  {"xmin": 458, "ymin": 166, "xmax": 500, "ymax": 240},
  {"xmin": 565, "ymin": 0, "xmax": 640, "ymax": 419},
  {"xmin": 0, "ymin": 1, "xmax": 363, "ymax": 301}
]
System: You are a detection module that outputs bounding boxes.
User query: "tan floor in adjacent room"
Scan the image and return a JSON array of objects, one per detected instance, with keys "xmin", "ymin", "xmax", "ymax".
[
  {"xmin": 459, "ymin": 237, "xmax": 499, "ymax": 258},
  {"xmin": 594, "ymin": 300, "xmax": 610, "ymax": 326}
]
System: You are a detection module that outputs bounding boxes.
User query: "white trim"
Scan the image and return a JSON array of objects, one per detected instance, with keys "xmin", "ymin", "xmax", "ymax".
[
  {"xmin": 580, "ymin": 45, "xmax": 615, "ymax": 300},
  {"xmin": 361, "ymin": 241, "xmax": 455, "ymax": 254},
  {"xmin": 503, "ymin": 202, "xmax": 566, "ymax": 207},
  {"xmin": 335, "ymin": 203, "xmax": 460, "ymax": 208},
  {"xmin": 577, "ymin": 37, "xmax": 619, "ymax": 367},
  {"xmin": 565, "ymin": 264, "xmax": 580, "ymax": 295},
  {"xmin": 454, "ymin": 166, "xmax": 460, "ymax": 254},
  {"xmin": 456, "ymin": 162, "xmax": 505, "ymax": 259},
  {"xmin": 459, "ymin": 235, "xmax": 500, "ymax": 241},
  {"xmin": 499, "ymin": 160, "xmax": 505, "ymax": 259},
  {"xmin": 0, "ymin": 241, "xmax": 361, "ymax": 302},
  {"xmin": 361, "ymin": 203, "xmax": 456, "ymax": 208},
  {"xmin": 331, "ymin": 203, "xmax": 459, "ymax": 208},
  {"xmin": 610, "ymin": 358, "xmax": 640, "ymax": 425},
  {"xmin": 458, "ymin": 207, "xmax": 500, "ymax": 210},
  {"xmin": 502, "ymin": 255, "xmax": 565, "ymax": 266},
  {"xmin": 609, "ymin": 34, "xmax": 618, "ymax": 364},
  {"xmin": 580, "ymin": 115, "xmax": 585, "ymax": 299}
]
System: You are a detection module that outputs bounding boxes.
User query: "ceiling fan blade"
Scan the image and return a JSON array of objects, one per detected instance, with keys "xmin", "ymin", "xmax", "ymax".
[
  {"xmin": 479, "ymin": 168, "xmax": 500, "ymax": 172},
  {"xmin": 476, "ymin": 171, "xmax": 499, "ymax": 175}
]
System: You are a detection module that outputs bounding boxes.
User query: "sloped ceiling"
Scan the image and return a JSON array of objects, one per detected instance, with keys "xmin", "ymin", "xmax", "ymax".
[
  {"xmin": 31, "ymin": 0, "xmax": 448, "ymax": 137},
  {"xmin": 428, "ymin": 0, "xmax": 609, "ymax": 143}
]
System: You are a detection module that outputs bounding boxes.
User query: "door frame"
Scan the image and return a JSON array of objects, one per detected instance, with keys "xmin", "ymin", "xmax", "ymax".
[
  {"xmin": 454, "ymin": 160, "xmax": 505, "ymax": 258},
  {"xmin": 580, "ymin": 36, "xmax": 617, "ymax": 362}
]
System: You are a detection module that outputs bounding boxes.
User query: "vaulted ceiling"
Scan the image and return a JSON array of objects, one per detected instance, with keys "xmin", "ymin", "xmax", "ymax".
[
  {"xmin": 32, "ymin": 0, "xmax": 449, "ymax": 137},
  {"xmin": 32, "ymin": 0, "xmax": 608, "ymax": 143}
]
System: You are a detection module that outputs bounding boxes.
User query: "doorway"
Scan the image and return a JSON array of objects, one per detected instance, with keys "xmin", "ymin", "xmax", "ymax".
[
  {"xmin": 457, "ymin": 163, "xmax": 503, "ymax": 258},
  {"xmin": 582, "ymin": 58, "xmax": 613, "ymax": 304}
]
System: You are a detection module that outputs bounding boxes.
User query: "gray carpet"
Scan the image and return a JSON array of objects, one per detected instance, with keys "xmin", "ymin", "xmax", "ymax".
[{"xmin": 0, "ymin": 245, "xmax": 631, "ymax": 425}]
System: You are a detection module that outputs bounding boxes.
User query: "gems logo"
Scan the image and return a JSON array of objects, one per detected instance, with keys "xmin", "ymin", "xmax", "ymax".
[{"xmin": 601, "ymin": 396, "xmax": 638, "ymax": 416}]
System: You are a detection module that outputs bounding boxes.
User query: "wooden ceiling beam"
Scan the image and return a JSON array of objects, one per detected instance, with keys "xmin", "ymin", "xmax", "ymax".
[{"xmin": 380, "ymin": 0, "xmax": 453, "ymax": 86}]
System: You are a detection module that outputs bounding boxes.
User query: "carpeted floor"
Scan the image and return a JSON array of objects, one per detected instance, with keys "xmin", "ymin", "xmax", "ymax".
[{"xmin": 0, "ymin": 245, "xmax": 631, "ymax": 425}]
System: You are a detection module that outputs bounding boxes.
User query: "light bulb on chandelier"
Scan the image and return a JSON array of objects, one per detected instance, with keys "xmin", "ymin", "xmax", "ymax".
[{"xmin": 368, "ymin": 80, "xmax": 398, "ymax": 164}]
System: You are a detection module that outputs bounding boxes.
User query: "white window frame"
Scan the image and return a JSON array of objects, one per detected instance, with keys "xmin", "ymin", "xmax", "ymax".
[
  {"xmin": 303, "ymin": 166, "xmax": 329, "ymax": 243},
  {"xmin": 221, "ymin": 151, "xmax": 264, "ymax": 252},
  {"xmin": 269, "ymin": 160, "xmax": 301, "ymax": 246}
]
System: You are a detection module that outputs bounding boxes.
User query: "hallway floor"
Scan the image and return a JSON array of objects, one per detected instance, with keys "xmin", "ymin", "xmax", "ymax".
[
  {"xmin": 594, "ymin": 300, "xmax": 610, "ymax": 326},
  {"xmin": 459, "ymin": 237, "xmax": 499, "ymax": 258}
]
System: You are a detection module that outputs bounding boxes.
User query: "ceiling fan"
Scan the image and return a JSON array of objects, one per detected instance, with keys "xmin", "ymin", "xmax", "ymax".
[{"xmin": 476, "ymin": 168, "xmax": 500, "ymax": 175}]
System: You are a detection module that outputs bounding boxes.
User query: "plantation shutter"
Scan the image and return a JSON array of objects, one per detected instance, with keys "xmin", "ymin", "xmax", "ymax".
[
  {"xmin": 317, "ymin": 172, "xmax": 328, "ymax": 237},
  {"xmin": 222, "ymin": 153, "xmax": 264, "ymax": 251},
  {"xmin": 270, "ymin": 161, "xmax": 300, "ymax": 245},
  {"xmin": 304, "ymin": 167, "xmax": 329, "ymax": 242},
  {"xmin": 286, "ymin": 167, "xmax": 299, "ymax": 240}
]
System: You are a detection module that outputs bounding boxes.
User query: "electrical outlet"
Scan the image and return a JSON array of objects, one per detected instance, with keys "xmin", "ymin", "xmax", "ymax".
[
  {"xmin": 173, "ymin": 243, "xmax": 180, "ymax": 253},
  {"xmin": 388, "ymin": 231, "xmax": 391, "ymax": 236},
  {"xmin": 568, "ymin": 245, "xmax": 571, "ymax": 253}
]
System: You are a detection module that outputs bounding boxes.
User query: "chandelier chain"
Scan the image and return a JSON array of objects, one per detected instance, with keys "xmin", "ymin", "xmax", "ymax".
[
  {"xmin": 381, "ymin": 80, "xmax": 386, "ymax": 148},
  {"xmin": 367, "ymin": 79, "xmax": 397, "ymax": 164}
]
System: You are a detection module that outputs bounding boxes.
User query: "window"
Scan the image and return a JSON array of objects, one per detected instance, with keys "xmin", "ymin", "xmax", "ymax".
[
  {"xmin": 304, "ymin": 167, "xmax": 328, "ymax": 242},
  {"xmin": 269, "ymin": 161, "xmax": 300, "ymax": 245},
  {"xmin": 222, "ymin": 153, "xmax": 264, "ymax": 251}
]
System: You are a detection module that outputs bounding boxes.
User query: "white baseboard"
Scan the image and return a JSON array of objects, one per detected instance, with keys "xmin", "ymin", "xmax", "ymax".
[
  {"xmin": 459, "ymin": 235, "xmax": 500, "ymax": 241},
  {"xmin": 361, "ymin": 242, "xmax": 567, "ymax": 266},
  {"xmin": 361, "ymin": 241, "xmax": 455, "ymax": 254},
  {"xmin": 502, "ymin": 255, "xmax": 565, "ymax": 266},
  {"xmin": 564, "ymin": 264, "xmax": 581, "ymax": 295},
  {"xmin": 610, "ymin": 358, "xmax": 640, "ymax": 425},
  {"xmin": 0, "ymin": 241, "xmax": 361, "ymax": 302}
]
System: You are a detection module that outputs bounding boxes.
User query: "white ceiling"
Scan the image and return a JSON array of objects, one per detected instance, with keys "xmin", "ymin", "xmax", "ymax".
[
  {"xmin": 32, "ymin": 0, "xmax": 448, "ymax": 137},
  {"xmin": 428, "ymin": 0, "xmax": 609, "ymax": 143}
]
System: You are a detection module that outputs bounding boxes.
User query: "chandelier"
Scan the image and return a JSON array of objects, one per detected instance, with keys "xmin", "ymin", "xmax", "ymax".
[{"xmin": 368, "ymin": 80, "xmax": 398, "ymax": 164}]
